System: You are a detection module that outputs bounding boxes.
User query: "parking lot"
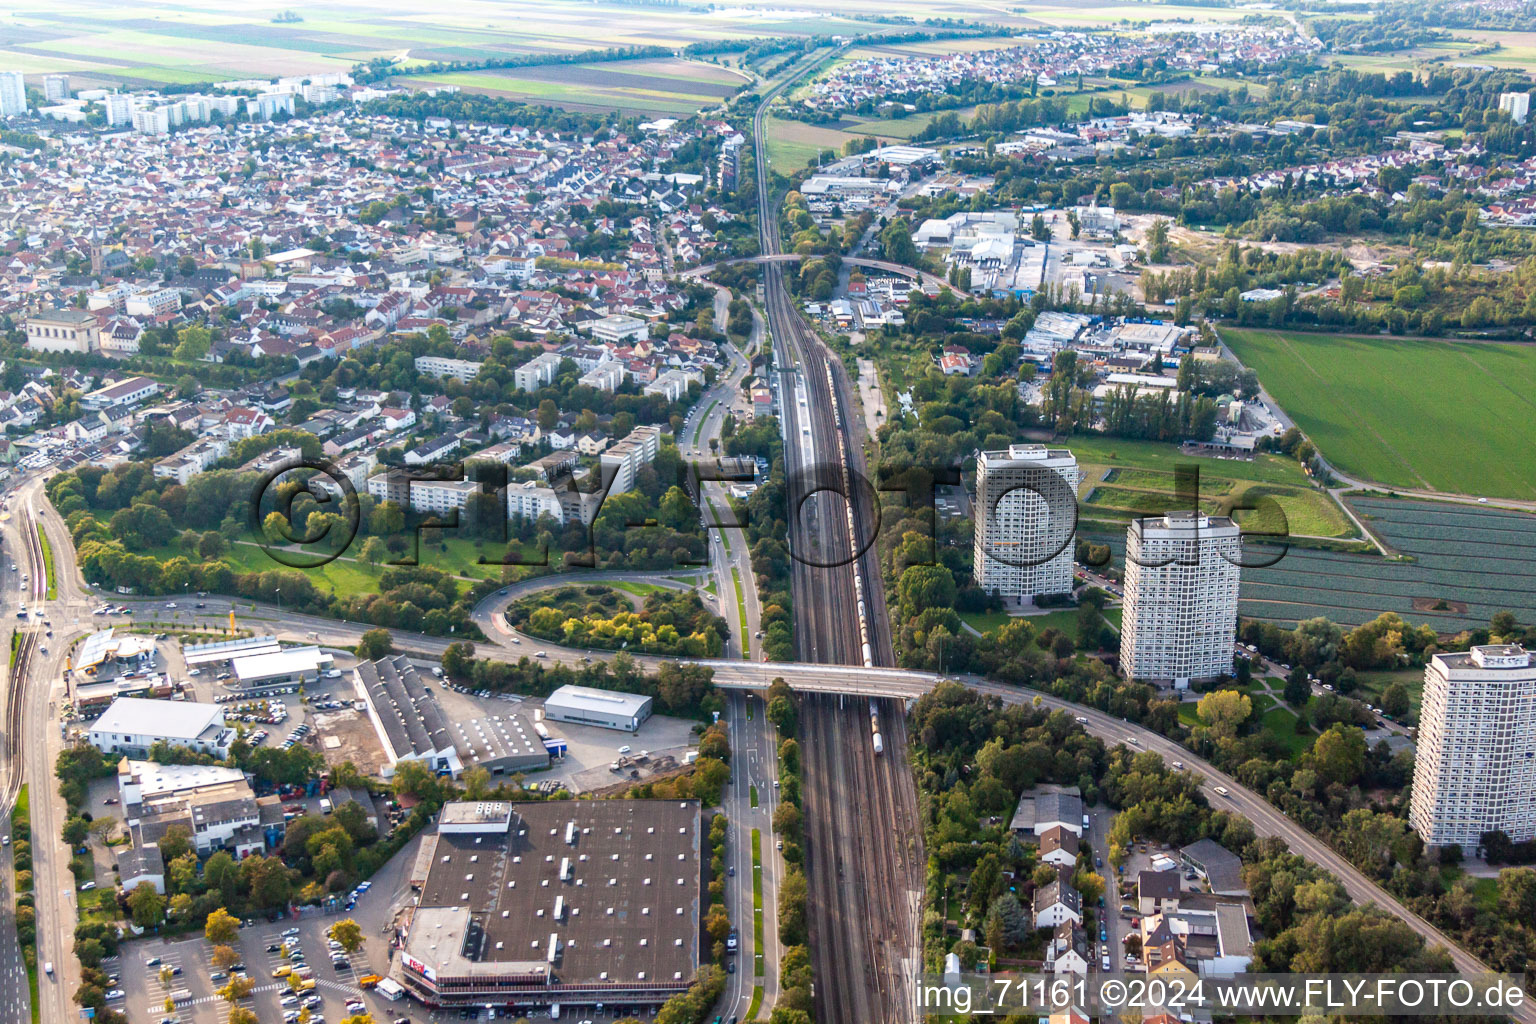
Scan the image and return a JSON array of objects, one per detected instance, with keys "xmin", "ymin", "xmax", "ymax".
[{"xmin": 111, "ymin": 869, "xmax": 410, "ymax": 1024}]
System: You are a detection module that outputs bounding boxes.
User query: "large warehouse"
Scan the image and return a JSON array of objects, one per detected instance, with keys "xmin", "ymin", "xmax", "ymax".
[
  {"xmin": 542, "ymin": 685, "xmax": 653, "ymax": 733},
  {"xmin": 87, "ymin": 698, "xmax": 233, "ymax": 758},
  {"xmin": 354, "ymin": 657, "xmax": 550, "ymax": 778},
  {"xmin": 396, "ymin": 800, "xmax": 701, "ymax": 1014}
]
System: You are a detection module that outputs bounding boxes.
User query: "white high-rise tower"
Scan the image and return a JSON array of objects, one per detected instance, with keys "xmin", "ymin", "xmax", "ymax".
[
  {"xmin": 1119, "ymin": 512, "xmax": 1242, "ymax": 687},
  {"xmin": 1410, "ymin": 644, "xmax": 1536, "ymax": 849},
  {"xmin": 972, "ymin": 445, "xmax": 1081, "ymax": 603}
]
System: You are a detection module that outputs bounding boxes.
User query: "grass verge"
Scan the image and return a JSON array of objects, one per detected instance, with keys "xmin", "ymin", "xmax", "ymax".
[
  {"xmin": 37, "ymin": 527, "xmax": 55, "ymax": 601},
  {"xmin": 749, "ymin": 784, "xmax": 759, "ymax": 808},
  {"xmin": 750, "ymin": 827, "xmax": 765, "ymax": 978},
  {"xmin": 732, "ymin": 568, "xmax": 750, "ymax": 659},
  {"xmin": 748, "ymin": 985, "xmax": 764, "ymax": 1021}
]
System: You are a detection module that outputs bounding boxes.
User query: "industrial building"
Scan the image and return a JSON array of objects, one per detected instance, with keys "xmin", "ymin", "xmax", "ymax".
[
  {"xmin": 1119, "ymin": 513, "xmax": 1242, "ymax": 688},
  {"xmin": 395, "ymin": 800, "xmax": 701, "ymax": 1013},
  {"xmin": 117, "ymin": 760, "xmax": 263, "ymax": 856},
  {"xmin": 542, "ymin": 685, "xmax": 653, "ymax": 733},
  {"xmin": 182, "ymin": 634, "xmax": 282, "ymax": 669},
  {"xmin": 231, "ymin": 645, "xmax": 329, "ymax": 689},
  {"xmin": 87, "ymin": 697, "xmax": 233, "ymax": 759},
  {"xmin": 354, "ymin": 656, "xmax": 460, "ymax": 778},
  {"xmin": 1410, "ymin": 644, "xmax": 1536, "ymax": 848},
  {"xmin": 971, "ymin": 445, "xmax": 1081, "ymax": 604}
]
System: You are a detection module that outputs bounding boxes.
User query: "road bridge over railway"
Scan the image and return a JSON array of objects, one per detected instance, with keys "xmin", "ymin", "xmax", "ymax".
[{"xmin": 681, "ymin": 253, "xmax": 952, "ymax": 295}]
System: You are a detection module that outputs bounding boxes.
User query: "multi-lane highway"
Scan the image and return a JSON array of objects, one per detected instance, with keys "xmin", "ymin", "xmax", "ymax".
[{"xmin": 751, "ymin": 58, "xmax": 922, "ymax": 1024}]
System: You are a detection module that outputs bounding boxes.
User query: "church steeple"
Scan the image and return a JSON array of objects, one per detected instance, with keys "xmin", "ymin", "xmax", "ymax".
[{"xmin": 89, "ymin": 225, "xmax": 103, "ymax": 278}]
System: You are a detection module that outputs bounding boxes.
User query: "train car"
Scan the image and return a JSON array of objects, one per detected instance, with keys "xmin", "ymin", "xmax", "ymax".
[
  {"xmin": 872, "ymin": 731, "xmax": 884, "ymax": 755},
  {"xmin": 862, "ymin": 641, "xmax": 873, "ymax": 666}
]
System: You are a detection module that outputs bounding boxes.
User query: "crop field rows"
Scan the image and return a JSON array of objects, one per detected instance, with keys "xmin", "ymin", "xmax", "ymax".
[
  {"xmin": 2, "ymin": 0, "xmax": 883, "ymax": 89},
  {"xmin": 1086, "ymin": 496, "xmax": 1536, "ymax": 631}
]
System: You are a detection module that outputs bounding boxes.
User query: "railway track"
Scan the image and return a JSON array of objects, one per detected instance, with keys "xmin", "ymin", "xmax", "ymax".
[
  {"xmin": 3, "ymin": 508, "xmax": 45, "ymax": 816},
  {"xmin": 752, "ymin": 57, "xmax": 923, "ymax": 1024}
]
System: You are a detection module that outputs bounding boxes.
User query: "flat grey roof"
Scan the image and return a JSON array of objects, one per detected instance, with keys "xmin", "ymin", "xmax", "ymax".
[{"xmin": 405, "ymin": 800, "xmax": 700, "ymax": 988}]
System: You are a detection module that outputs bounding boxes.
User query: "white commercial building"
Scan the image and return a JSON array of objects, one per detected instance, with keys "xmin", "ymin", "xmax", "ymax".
[
  {"xmin": 542, "ymin": 684, "xmax": 653, "ymax": 733},
  {"xmin": 513, "ymin": 351, "xmax": 562, "ymax": 392},
  {"xmin": 587, "ymin": 313, "xmax": 649, "ymax": 344},
  {"xmin": 1410, "ymin": 645, "xmax": 1536, "ymax": 849},
  {"xmin": 88, "ymin": 698, "xmax": 233, "ymax": 758},
  {"xmin": 1119, "ymin": 513, "xmax": 1242, "ymax": 687},
  {"xmin": 972, "ymin": 445, "xmax": 1081, "ymax": 603},
  {"xmin": 230, "ymin": 646, "xmax": 329, "ymax": 690}
]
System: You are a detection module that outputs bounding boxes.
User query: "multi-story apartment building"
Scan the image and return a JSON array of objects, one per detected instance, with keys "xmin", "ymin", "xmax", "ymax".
[
  {"xmin": 0, "ymin": 71, "xmax": 25, "ymax": 117},
  {"xmin": 513, "ymin": 351, "xmax": 562, "ymax": 392},
  {"xmin": 124, "ymin": 286, "xmax": 182, "ymax": 318},
  {"xmin": 414, "ymin": 354, "xmax": 483, "ymax": 382},
  {"xmin": 1410, "ymin": 644, "xmax": 1536, "ymax": 849},
  {"xmin": 972, "ymin": 445, "xmax": 1082, "ymax": 603},
  {"xmin": 600, "ymin": 424, "xmax": 662, "ymax": 496},
  {"xmin": 506, "ymin": 479, "xmax": 565, "ymax": 524},
  {"xmin": 1500, "ymin": 91, "xmax": 1531, "ymax": 125},
  {"xmin": 104, "ymin": 92, "xmax": 134, "ymax": 126},
  {"xmin": 408, "ymin": 478, "xmax": 479, "ymax": 517},
  {"xmin": 1119, "ymin": 513, "xmax": 1242, "ymax": 687},
  {"xmin": 153, "ymin": 436, "xmax": 230, "ymax": 486},
  {"xmin": 43, "ymin": 74, "xmax": 69, "ymax": 103}
]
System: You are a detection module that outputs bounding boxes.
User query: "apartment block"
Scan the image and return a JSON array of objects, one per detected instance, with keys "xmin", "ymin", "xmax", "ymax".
[
  {"xmin": 972, "ymin": 445, "xmax": 1081, "ymax": 603},
  {"xmin": 513, "ymin": 351, "xmax": 562, "ymax": 392},
  {"xmin": 1120, "ymin": 513, "xmax": 1242, "ymax": 687},
  {"xmin": 600, "ymin": 424, "xmax": 662, "ymax": 496},
  {"xmin": 415, "ymin": 354, "xmax": 484, "ymax": 382},
  {"xmin": 1410, "ymin": 645, "xmax": 1536, "ymax": 849}
]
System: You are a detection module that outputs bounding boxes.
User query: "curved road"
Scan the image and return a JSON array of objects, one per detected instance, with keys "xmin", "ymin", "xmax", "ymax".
[
  {"xmin": 40, "ymin": 542, "xmax": 1522, "ymax": 1012},
  {"xmin": 682, "ymin": 253, "xmax": 951, "ymax": 296}
]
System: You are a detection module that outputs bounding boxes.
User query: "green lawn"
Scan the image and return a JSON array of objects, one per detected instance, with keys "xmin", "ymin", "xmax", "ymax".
[
  {"xmin": 1224, "ymin": 328, "xmax": 1536, "ymax": 499},
  {"xmin": 959, "ymin": 609, "xmax": 1014, "ymax": 634},
  {"xmin": 1260, "ymin": 705, "xmax": 1314, "ymax": 757},
  {"xmin": 607, "ymin": 580, "xmax": 669, "ymax": 599},
  {"xmin": 1351, "ymin": 668, "xmax": 1423, "ymax": 715}
]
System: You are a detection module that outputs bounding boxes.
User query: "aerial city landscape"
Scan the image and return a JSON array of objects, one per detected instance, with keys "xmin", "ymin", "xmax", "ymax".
[{"xmin": 0, "ymin": 1, "xmax": 1534, "ymax": 1023}]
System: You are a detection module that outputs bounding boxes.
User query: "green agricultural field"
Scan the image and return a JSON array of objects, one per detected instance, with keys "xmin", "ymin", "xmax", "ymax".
[
  {"xmin": 1224, "ymin": 328, "xmax": 1536, "ymax": 499},
  {"xmin": 413, "ymin": 57, "xmax": 749, "ymax": 116},
  {"xmin": 1072, "ymin": 436, "xmax": 1355, "ymax": 539},
  {"xmin": 763, "ymin": 114, "xmax": 849, "ymax": 172},
  {"xmin": 1015, "ymin": 3, "xmax": 1251, "ymax": 27},
  {"xmin": 0, "ymin": 0, "xmax": 881, "ymax": 90}
]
